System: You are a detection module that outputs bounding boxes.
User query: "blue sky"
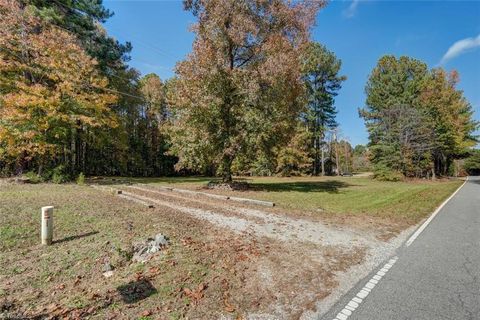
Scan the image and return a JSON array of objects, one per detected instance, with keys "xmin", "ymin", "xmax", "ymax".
[{"xmin": 104, "ymin": 0, "xmax": 480, "ymax": 146}]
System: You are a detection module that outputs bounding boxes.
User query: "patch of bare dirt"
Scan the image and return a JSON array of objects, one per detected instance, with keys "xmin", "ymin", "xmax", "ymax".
[
  {"xmin": 206, "ymin": 181, "xmax": 250, "ymax": 191},
  {"xmin": 121, "ymin": 185, "xmax": 381, "ymax": 248}
]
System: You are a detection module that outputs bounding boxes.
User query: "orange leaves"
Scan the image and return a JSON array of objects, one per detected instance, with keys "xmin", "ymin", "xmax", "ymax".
[
  {"xmin": 221, "ymin": 278, "xmax": 236, "ymax": 313},
  {"xmin": 224, "ymin": 299, "xmax": 236, "ymax": 313},
  {"xmin": 182, "ymin": 283, "xmax": 207, "ymax": 304},
  {"xmin": 181, "ymin": 236, "xmax": 195, "ymax": 247},
  {"xmin": 169, "ymin": 0, "xmax": 323, "ymax": 175},
  {"xmin": 140, "ymin": 310, "xmax": 152, "ymax": 317},
  {"xmin": 0, "ymin": 0, "xmax": 118, "ymax": 162}
]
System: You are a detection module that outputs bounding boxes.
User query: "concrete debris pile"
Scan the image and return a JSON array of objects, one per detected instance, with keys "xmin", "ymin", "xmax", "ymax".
[{"xmin": 132, "ymin": 233, "xmax": 169, "ymax": 263}]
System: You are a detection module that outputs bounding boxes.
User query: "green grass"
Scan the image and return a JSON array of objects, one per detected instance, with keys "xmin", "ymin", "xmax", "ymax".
[
  {"xmin": 119, "ymin": 175, "xmax": 463, "ymax": 223},
  {"xmin": 0, "ymin": 176, "xmax": 463, "ymax": 318}
]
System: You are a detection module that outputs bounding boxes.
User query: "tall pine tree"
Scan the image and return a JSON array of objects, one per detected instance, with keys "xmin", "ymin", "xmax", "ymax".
[{"xmin": 301, "ymin": 42, "xmax": 346, "ymax": 175}]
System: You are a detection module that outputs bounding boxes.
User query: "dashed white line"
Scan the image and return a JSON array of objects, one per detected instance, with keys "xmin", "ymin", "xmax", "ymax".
[
  {"xmin": 332, "ymin": 256, "xmax": 399, "ymax": 320},
  {"xmin": 330, "ymin": 177, "xmax": 468, "ymax": 319},
  {"xmin": 405, "ymin": 176, "xmax": 468, "ymax": 247}
]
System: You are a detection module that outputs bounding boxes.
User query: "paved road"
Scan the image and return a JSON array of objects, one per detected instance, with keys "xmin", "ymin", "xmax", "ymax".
[{"xmin": 321, "ymin": 176, "xmax": 480, "ymax": 320}]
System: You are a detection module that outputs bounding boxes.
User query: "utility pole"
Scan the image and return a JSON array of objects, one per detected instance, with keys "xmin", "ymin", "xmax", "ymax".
[
  {"xmin": 333, "ymin": 129, "xmax": 340, "ymax": 175},
  {"xmin": 344, "ymin": 142, "xmax": 349, "ymax": 173}
]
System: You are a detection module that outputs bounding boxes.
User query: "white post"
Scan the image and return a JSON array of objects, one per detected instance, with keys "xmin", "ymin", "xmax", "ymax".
[{"xmin": 41, "ymin": 206, "xmax": 54, "ymax": 245}]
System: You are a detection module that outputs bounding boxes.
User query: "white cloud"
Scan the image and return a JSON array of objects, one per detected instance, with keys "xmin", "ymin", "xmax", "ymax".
[
  {"xmin": 343, "ymin": 0, "xmax": 361, "ymax": 18},
  {"xmin": 440, "ymin": 34, "xmax": 480, "ymax": 64}
]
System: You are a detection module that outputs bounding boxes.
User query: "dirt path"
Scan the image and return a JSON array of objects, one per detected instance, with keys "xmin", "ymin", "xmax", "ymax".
[
  {"xmin": 101, "ymin": 183, "xmax": 413, "ymax": 319},
  {"xmin": 122, "ymin": 185, "xmax": 380, "ymax": 248}
]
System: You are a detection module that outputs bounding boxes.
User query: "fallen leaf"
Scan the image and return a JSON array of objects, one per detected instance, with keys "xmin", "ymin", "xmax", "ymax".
[
  {"xmin": 224, "ymin": 297, "xmax": 235, "ymax": 312},
  {"xmin": 182, "ymin": 283, "xmax": 207, "ymax": 304},
  {"xmin": 224, "ymin": 304, "xmax": 235, "ymax": 313},
  {"xmin": 141, "ymin": 310, "xmax": 152, "ymax": 317}
]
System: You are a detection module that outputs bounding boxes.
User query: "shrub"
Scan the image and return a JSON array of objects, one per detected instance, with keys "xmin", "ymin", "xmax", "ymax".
[
  {"xmin": 463, "ymin": 150, "xmax": 480, "ymax": 175},
  {"xmin": 24, "ymin": 171, "xmax": 43, "ymax": 183},
  {"xmin": 373, "ymin": 165, "xmax": 403, "ymax": 181},
  {"xmin": 51, "ymin": 165, "xmax": 68, "ymax": 184},
  {"xmin": 76, "ymin": 172, "xmax": 85, "ymax": 185}
]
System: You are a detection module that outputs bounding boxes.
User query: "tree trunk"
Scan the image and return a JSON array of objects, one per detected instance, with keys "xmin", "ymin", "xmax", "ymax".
[
  {"xmin": 222, "ymin": 154, "xmax": 233, "ymax": 183},
  {"xmin": 71, "ymin": 128, "xmax": 76, "ymax": 175},
  {"xmin": 321, "ymin": 146, "xmax": 325, "ymax": 176},
  {"xmin": 443, "ymin": 154, "xmax": 449, "ymax": 176},
  {"xmin": 344, "ymin": 143, "xmax": 349, "ymax": 173}
]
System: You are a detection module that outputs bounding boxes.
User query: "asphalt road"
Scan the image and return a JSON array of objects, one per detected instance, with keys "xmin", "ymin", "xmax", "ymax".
[{"xmin": 321, "ymin": 176, "xmax": 480, "ymax": 320}]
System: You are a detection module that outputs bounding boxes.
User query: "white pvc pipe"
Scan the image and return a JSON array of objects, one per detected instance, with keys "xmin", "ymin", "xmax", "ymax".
[{"xmin": 41, "ymin": 206, "xmax": 54, "ymax": 245}]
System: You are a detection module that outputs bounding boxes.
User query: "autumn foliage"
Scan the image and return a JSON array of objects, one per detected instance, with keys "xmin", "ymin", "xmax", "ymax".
[
  {"xmin": 0, "ymin": 0, "xmax": 116, "ymax": 174},
  {"xmin": 169, "ymin": 0, "xmax": 324, "ymax": 182},
  {"xmin": 0, "ymin": 0, "xmax": 477, "ymax": 181},
  {"xmin": 361, "ymin": 56, "xmax": 478, "ymax": 179}
]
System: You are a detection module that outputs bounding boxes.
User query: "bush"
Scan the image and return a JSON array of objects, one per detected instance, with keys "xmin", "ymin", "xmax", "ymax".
[
  {"xmin": 24, "ymin": 171, "xmax": 43, "ymax": 183},
  {"xmin": 373, "ymin": 165, "xmax": 403, "ymax": 181},
  {"xmin": 249, "ymin": 155, "xmax": 274, "ymax": 176},
  {"xmin": 463, "ymin": 150, "xmax": 480, "ymax": 175},
  {"xmin": 76, "ymin": 172, "xmax": 85, "ymax": 185},
  {"xmin": 51, "ymin": 165, "xmax": 68, "ymax": 184}
]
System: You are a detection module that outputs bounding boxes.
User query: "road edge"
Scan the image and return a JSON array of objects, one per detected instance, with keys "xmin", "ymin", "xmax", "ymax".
[
  {"xmin": 325, "ymin": 176, "xmax": 469, "ymax": 320},
  {"xmin": 405, "ymin": 176, "xmax": 469, "ymax": 247}
]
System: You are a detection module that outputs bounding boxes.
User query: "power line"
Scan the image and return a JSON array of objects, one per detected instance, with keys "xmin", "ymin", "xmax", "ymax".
[
  {"xmin": 56, "ymin": 0, "xmax": 174, "ymax": 58},
  {"xmin": 47, "ymin": 14, "xmax": 173, "ymax": 81},
  {"xmin": 0, "ymin": 45, "xmax": 145, "ymax": 101},
  {"xmin": 50, "ymin": 0, "xmax": 100, "ymax": 21},
  {"xmin": 94, "ymin": 85, "xmax": 144, "ymax": 101},
  {"xmin": 106, "ymin": 26, "xmax": 178, "ymax": 61},
  {"xmin": 48, "ymin": 0, "xmax": 178, "ymax": 61},
  {"xmin": 6, "ymin": 22, "xmax": 153, "ymax": 90},
  {"xmin": 11, "ymin": 1, "xmax": 175, "ymax": 86}
]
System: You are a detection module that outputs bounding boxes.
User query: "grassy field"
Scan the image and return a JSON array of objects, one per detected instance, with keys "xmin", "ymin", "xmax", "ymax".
[
  {"xmin": 0, "ymin": 182, "xmax": 361, "ymax": 319},
  {"xmin": 0, "ymin": 176, "xmax": 463, "ymax": 318},
  {"xmin": 121, "ymin": 175, "xmax": 463, "ymax": 224}
]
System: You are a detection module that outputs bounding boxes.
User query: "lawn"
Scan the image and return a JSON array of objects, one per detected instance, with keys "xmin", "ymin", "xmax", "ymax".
[
  {"xmin": 0, "ymin": 176, "xmax": 463, "ymax": 318},
  {"xmin": 0, "ymin": 183, "xmax": 256, "ymax": 319},
  {"xmin": 0, "ymin": 182, "xmax": 362, "ymax": 319},
  {"xmin": 118, "ymin": 175, "xmax": 463, "ymax": 224}
]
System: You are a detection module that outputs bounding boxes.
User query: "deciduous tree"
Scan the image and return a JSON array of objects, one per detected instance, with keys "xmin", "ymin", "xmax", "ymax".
[
  {"xmin": 170, "ymin": 0, "xmax": 323, "ymax": 182},
  {"xmin": 0, "ymin": 0, "xmax": 116, "ymax": 174}
]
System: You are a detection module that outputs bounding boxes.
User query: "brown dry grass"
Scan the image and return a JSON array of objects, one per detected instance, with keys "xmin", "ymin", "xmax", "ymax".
[{"xmin": 0, "ymin": 183, "xmax": 365, "ymax": 319}]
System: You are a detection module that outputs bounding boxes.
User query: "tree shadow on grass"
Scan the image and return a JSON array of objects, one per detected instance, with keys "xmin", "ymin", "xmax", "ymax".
[
  {"xmin": 117, "ymin": 278, "xmax": 157, "ymax": 304},
  {"xmin": 90, "ymin": 176, "xmax": 218, "ymax": 185},
  {"xmin": 250, "ymin": 180, "xmax": 353, "ymax": 194},
  {"xmin": 53, "ymin": 231, "xmax": 99, "ymax": 244}
]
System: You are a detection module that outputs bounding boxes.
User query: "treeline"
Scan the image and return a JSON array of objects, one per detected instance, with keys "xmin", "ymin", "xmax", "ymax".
[
  {"xmin": 462, "ymin": 150, "xmax": 480, "ymax": 175},
  {"xmin": 0, "ymin": 0, "xmax": 354, "ymax": 181},
  {"xmin": 0, "ymin": 0, "xmax": 176, "ymax": 179},
  {"xmin": 361, "ymin": 56, "xmax": 478, "ymax": 180},
  {"xmin": 0, "ymin": 0, "xmax": 476, "ymax": 182}
]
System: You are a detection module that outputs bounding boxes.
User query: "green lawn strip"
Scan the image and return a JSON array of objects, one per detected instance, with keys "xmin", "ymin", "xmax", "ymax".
[{"xmin": 124, "ymin": 176, "xmax": 463, "ymax": 223}]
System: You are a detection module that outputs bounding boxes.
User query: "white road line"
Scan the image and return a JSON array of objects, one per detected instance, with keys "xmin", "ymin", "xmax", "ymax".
[
  {"xmin": 330, "ymin": 177, "xmax": 468, "ymax": 320},
  {"xmin": 332, "ymin": 257, "xmax": 399, "ymax": 320},
  {"xmin": 405, "ymin": 176, "xmax": 468, "ymax": 247}
]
